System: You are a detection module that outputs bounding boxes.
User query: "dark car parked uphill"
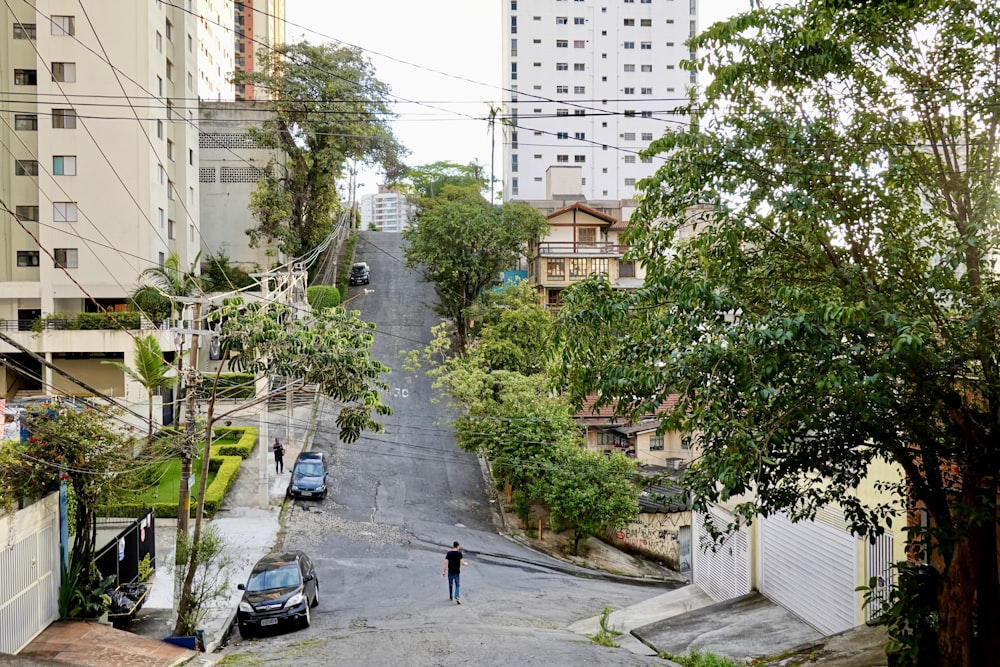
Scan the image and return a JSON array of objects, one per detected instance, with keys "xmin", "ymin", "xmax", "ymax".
[
  {"xmin": 349, "ymin": 261, "xmax": 370, "ymax": 285},
  {"xmin": 237, "ymin": 551, "xmax": 319, "ymax": 638},
  {"xmin": 286, "ymin": 451, "xmax": 328, "ymax": 499}
]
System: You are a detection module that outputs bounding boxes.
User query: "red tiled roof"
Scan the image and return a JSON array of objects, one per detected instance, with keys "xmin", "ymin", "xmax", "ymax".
[
  {"xmin": 574, "ymin": 393, "xmax": 680, "ymax": 426},
  {"xmin": 545, "ymin": 202, "xmax": 619, "ymax": 226}
]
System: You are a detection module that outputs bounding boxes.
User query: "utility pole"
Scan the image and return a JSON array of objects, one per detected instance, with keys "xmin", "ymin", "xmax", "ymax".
[{"xmin": 174, "ymin": 302, "xmax": 201, "ymax": 617}]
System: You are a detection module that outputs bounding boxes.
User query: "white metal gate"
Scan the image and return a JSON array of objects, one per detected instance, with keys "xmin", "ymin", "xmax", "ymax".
[
  {"xmin": 760, "ymin": 509, "xmax": 858, "ymax": 635},
  {"xmin": 0, "ymin": 493, "xmax": 61, "ymax": 654},
  {"xmin": 692, "ymin": 507, "xmax": 751, "ymax": 602},
  {"xmin": 866, "ymin": 531, "xmax": 895, "ymax": 622}
]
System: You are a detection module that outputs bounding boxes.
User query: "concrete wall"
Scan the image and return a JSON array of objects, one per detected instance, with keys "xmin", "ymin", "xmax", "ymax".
[{"xmin": 609, "ymin": 511, "xmax": 691, "ymax": 570}]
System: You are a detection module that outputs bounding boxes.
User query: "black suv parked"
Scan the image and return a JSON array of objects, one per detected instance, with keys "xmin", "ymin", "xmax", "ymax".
[
  {"xmin": 349, "ymin": 262, "xmax": 370, "ymax": 285},
  {"xmin": 237, "ymin": 551, "xmax": 319, "ymax": 637}
]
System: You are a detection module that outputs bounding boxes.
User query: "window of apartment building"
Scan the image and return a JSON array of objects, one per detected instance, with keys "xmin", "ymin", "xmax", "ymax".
[
  {"xmin": 156, "ymin": 119, "xmax": 164, "ymax": 139},
  {"xmin": 641, "ymin": 110, "xmax": 653, "ymax": 118},
  {"xmin": 574, "ymin": 40, "xmax": 585, "ymax": 48},
  {"xmin": 533, "ymin": 15, "xmax": 541, "ymax": 20},
  {"xmin": 574, "ymin": 131, "xmax": 585, "ymax": 139},
  {"xmin": 165, "ymin": 19, "xmax": 173, "ymax": 40},
  {"xmin": 623, "ymin": 41, "xmax": 635, "ymax": 49},
  {"xmin": 641, "ymin": 64, "xmax": 653, "ymax": 72},
  {"xmin": 13, "ymin": 23, "xmax": 36, "ymax": 39},
  {"xmin": 641, "ymin": 18, "xmax": 652, "ymax": 26},
  {"xmin": 641, "ymin": 87, "xmax": 653, "ymax": 94},
  {"xmin": 510, "ymin": 154, "xmax": 518, "ymax": 172},
  {"xmin": 556, "ymin": 85, "xmax": 568, "ymax": 93},
  {"xmin": 556, "ymin": 16, "xmax": 567, "ymax": 24},
  {"xmin": 510, "ymin": 63, "xmax": 518, "ymax": 80},
  {"xmin": 574, "ymin": 85, "xmax": 585, "ymax": 94},
  {"xmin": 533, "ymin": 39, "xmax": 540, "ymax": 44},
  {"xmin": 690, "ymin": 0, "xmax": 697, "ymax": 15},
  {"xmin": 14, "ymin": 69, "xmax": 38, "ymax": 85},
  {"xmin": 511, "ymin": 0, "xmax": 517, "ymax": 10},
  {"xmin": 167, "ymin": 181, "xmax": 175, "ymax": 200},
  {"xmin": 189, "ymin": 223, "xmax": 195, "ymax": 241},
  {"xmin": 569, "ymin": 257, "xmax": 588, "ymax": 277},
  {"xmin": 166, "ymin": 59, "xmax": 174, "ymax": 81},
  {"xmin": 620, "ymin": 260, "xmax": 636, "ymax": 278},
  {"xmin": 158, "ymin": 164, "xmax": 166, "ymax": 184},
  {"xmin": 51, "ymin": 15, "xmax": 75, "ymax": 35},
  {"xmin": 623, "ymin": 64, "xmax": 635, "ymax": 72},
  {"xmin": 649, "ymin": 435, "xmax": 664, "ymax": 451},
  {"xmin": 574, "ymin": 155, "xmax": 586, "ymax": 163},
  {"xmin": 623, "ymin": 18, "xmax": 634, "ymax": 26},
  {"xmin": 188, "ymin": 186, "xmax": 194, "ymax": 205},
  {"xmin": 624, "ymin": 87, "xmax": 635, "ymax": 95},
  {"xmin": 158, "ymin": 252, "xmax": 166, "ymax": 268},
  {"xmin": 624, "ymin": 109, "xmax": 636, "ymax": 116},
  {"xmin": 556, "ymin": 62, "xmax": 568, "ymax": 71},
  {"xmin": 52, "ymin": 109, "xmax": 77, "ymax": 128},
  {"xmin": 510, "ymin": 16, "xmax": 517, "ymax": 33},
  {"xmin": 167, "ymin": 140, "xmax": 174, "ymax": 161},
  {"xmin": 17, "ymin": 251, "xmax": 40, "ymax": 267},
  {"xmin": 187, "ymin": 71, "xmax": 193, "ymax": 91},
  {"xmin": 16, "ymin": 206, "xmax": 39, "ymax": 221},
  {"xmin": 158, "ymin": 208, "xmax": 165, "ymax": 228},
  {"xmin": 574, "ymin": 17, "xmax": 585, "ymax": 24},
  {"xmin": 641, "ymin": 156, "xmax": 653, "ymax": 163},
  {"xmin": 667, "ymin": 64, "xmax": 676, "ymax": 69},
  {"xmin": 574, "ymin": 109, "xmax": 585, "ymax": 115},
  {"xmin": 623, "ymin": 132, "xmax": 636, "ymax": 140},
  {"xmin": 534, "ymin": 154, "xmax": 542, "ymax": 159},
  {"xmin": 15, "ymin": 114, "xmax": 38, "ymax": 130},
  {"xmin": 624, "ymin": 177, "xmax": 636, "ymax": 186},
  {"xmin": 557, "ymin": 132, "xmax": 568, "ymax": 139},
  {"xmin": 511, "ymin": 38, "xmax": 517, "ymax": 56},
  {"xmin": 53, "ymin": 202, "xmax": 78, "ymax": 222},
  {"xmin": 574, "ymin": 63, "xmax": 585, "ymax": 71},
  {"xmin": 54, "ymin": 248, "xmax": 79, "ymax": 268},
  {"xmin": 556, "ymin": 108, "xmax": 569, "ymax": 116},
  {"xmin": 156, "ymin": 31, "xmax": 163, "ymax": 52},
  {"xmin": 547, "ymin": 258, "xmax": 565, "ymax": 280},
  {"xmin": 556, "ymin": 39, "xmax": 568, "ymax": 47},
  {"xmin": 511, "ymin": 178, "xmax": 518, "ymax": 196},
  {"xmin": 641, "ymin": 132, "xmax": 654, "ymax": 140},
  {"xmin": 52, "ymin": 156, "xmax": 76, "ymax": 176},
  {"xmin": 15, "ymin": 160, "xmax": 39, "ymax": 176},
  {"xmin": 188, "ymin": 33, "xmax": 193, "ymax": 52},
  {"xmin": 51, "ymin": 62, "xmax": 76, "ymax": 82},
  {"xmin": 556, "ymin": 154, "xmax": 569, "ymax": 163},
  {"xmin": 641, "ymin": 41, "xmax": 652, "ymax": 50},
  {"xmin": 624, "ymin": 155, "xmax": 636, "ymax": 163},
  {"xmin": 168, "ymin": 219, "xmax": 176, "ymax": 239}
]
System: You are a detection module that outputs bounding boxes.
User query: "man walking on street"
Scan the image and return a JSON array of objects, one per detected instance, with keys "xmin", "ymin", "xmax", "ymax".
[{"xmin": 442, "ymin": 541, "xmax": 469, "ymax": 604}]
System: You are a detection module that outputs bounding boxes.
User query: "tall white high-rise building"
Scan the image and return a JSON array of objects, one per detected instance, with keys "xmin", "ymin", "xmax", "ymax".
[
  {"xmin": 0, "ymin": 1, "xmax": 225, "ymax": 419},
  {"xmin": 359, "ymin": 187, "xmax": 414, "ymax": 233},
  {"xmin": 502, "ymin": 0, "xmax": 697, "ymax": 201}
]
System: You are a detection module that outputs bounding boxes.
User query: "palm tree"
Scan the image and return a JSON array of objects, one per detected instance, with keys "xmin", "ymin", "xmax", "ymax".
[
  {"xmin": 132, "ymin": 251, "xmax": 203, "ymax": 324},
  {"xmin": 103, "ymin": 335, "xmax": 175, "ymax": 440}
]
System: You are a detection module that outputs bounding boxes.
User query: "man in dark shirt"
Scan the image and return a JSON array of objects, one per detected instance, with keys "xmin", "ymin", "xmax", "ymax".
[{"xmin": 442, "ymin": 541, "xmax": 469, "ymax": 604}]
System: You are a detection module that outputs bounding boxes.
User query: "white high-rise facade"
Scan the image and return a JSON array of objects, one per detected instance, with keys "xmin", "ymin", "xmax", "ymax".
[
  {"xmin": 359, "ymin": 187, "xmax": 414, "ymax": 233},
  {"xmin": 502, "ymin": 0, "xmax": 697, "ymax": 201},
  {"xmin": 0, "ymin": 1, "xmax": 229, "ymax": 416}
]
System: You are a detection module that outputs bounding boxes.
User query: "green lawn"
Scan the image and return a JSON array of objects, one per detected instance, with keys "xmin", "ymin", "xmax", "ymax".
[{"xmin": 131, "ymin": 457, "xmax": 218, "ymax": 505}]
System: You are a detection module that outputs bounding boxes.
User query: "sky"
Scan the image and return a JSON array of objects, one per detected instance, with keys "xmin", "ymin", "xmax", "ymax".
[{"xmin": 284, "ymin": 1, "xmax": 757, "ymax": 197}]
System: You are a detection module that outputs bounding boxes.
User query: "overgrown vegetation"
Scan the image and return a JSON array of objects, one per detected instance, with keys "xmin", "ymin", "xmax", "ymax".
[
  {"xmin": 587, "ymin": 606, "xmax": 622, "ymax": 647},
  {"xmin": 661, "ymin": 649, "xmax": 739, "ymax": 667}
]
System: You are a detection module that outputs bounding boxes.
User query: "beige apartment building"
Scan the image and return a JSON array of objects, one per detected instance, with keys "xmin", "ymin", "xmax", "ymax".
[{"xmin": 0, "ymin": 1, "xmax": 235, "ymax": 425}]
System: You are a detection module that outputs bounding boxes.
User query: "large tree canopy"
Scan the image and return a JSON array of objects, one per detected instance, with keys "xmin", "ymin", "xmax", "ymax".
[
  {"xmin": 405, "ymin": 161, "xmax": 487, "ymax": 201},
  {"xmin": 403, "ymin": 186, "xmax": 548, "ymax": 352},
  {"xmin": 554, "ymin": 1, "xmax": 1000, "ymax": 665},
  {"xmin": 235, "ymin": 41, "xmax": 407, "ymax": 256}
]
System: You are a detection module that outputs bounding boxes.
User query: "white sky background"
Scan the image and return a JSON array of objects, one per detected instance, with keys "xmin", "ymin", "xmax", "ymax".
[{"xmin": 284, "ymin": 1, "xmax": 759, "ymax": 197}]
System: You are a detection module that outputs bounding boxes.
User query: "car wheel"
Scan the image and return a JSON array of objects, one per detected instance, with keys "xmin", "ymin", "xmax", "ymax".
[
  {"xmin": 239, "ymin": 624, "xmax": 254, "ymax": 640},
  {"xmin": 301, "ymin": 603, "xmax": 311, "ymax": 628},
  {"xmin": 311, "ymin": 583, "xmax": 320, "ymax": 608}
]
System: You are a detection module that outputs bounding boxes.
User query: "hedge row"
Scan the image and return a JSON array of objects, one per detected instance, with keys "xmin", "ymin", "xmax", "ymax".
[
  {"xmin": 195, "ymin": 373, "xmax": 257, "ymax": 400},
  {"xmin": 103, "ymin": 426, "xmax": 258, "ymax": 519}
]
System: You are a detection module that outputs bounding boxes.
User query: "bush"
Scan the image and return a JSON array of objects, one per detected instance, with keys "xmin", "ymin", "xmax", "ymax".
[
  {"xmin": 307, "ymin": 285, "xmax": 341, "ymax": 310},
  {"xmin": 35, "ymin": 311, "xmax": 142, "ymax": 331},
  {"xmin": 195, "ymin": 373, "xmax": 256, "ymax": 400},
  {"xmin": 210, "ymin": 426, "xmax": 257, "ymax": 458}
]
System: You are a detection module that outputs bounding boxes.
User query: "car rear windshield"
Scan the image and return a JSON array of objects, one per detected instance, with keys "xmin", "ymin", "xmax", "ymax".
[{"xmin": 246, "ymin": 562, "xmax": 300, "ymax": 591}]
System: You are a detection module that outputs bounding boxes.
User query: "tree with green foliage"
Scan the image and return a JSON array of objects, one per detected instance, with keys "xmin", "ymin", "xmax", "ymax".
[
  {"xmin": 200, "ymin": 252, "xmax": 255, "ymax": 292},
  {"xmin": 535, "ymin": 448, "xmax": 639, "ymax": 556},
  {"xmin": 102, "ymin": 335, "xmax": 175, "ymax": 441},
  {"xmin": 131, "ymin": 251, "xmax": 203, "ymax": 323},
  {"xmin": 2, "ymin": 406, "xmax": 137, "ymax": 615},
  {"xmin": 233, "ymin": 41, "xmax": 407, "ymax": 256},
  {"xmin": 472, "ymin": 280, "xmax": 555, "ymax": 375},
  {"xmin": 403, "ymin": 186, "xmax": 548, "ymax": 353},
  {"xmin": 405, "ymin": 161, "xmax": 486, "ymax": 201},
  {"xmin": 554, "ymin": 1, "xmax": 1000, "ymax": 664}
]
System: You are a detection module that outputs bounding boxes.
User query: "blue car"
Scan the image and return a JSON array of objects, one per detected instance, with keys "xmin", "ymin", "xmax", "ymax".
[{"xmin": 286, "ymin": 451, "xmax": 328, "ymax": 500}]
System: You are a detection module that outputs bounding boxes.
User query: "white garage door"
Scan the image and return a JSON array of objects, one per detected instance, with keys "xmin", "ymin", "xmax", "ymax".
[
  {"xmin": 692, "ymin": 508, "xmax": 751, "ymax": 602},
  {"xmin": 760, "ymin": 510, "xmax": 858, "ymax": 635}
]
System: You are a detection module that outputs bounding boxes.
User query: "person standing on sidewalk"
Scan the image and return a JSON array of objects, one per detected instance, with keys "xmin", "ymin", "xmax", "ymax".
[
  {"xmin": 442, "ymin": 541, "xmax": 469, "ymax": 604},
  {"xmin": 273, "ymin": 437, "xmax": 285, "ymax": 474}
]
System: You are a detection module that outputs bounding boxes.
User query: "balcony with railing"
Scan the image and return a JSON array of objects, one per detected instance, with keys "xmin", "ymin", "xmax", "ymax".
[{"xmin": 535, "ymin": 240, "xmax": 626, "ymax": 256}]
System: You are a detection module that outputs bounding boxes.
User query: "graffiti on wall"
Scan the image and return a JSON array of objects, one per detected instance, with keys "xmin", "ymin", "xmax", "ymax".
[{"xmin": 609, "ymin": 511, "xmax": 690, "ymax": 569}]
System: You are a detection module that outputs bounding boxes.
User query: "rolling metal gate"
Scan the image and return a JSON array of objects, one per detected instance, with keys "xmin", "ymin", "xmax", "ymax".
[
  {"xmin": 0, "ymin": 494, "xmax": 60, "ymax": 655},
  {"xmin": 692, "ymin": 507, "xmax": 752, "ymax": 602}
]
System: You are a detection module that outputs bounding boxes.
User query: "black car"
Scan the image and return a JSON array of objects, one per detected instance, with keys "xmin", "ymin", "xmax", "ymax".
[
  {"xmin": 237, "ymin": 551, "xmax": 319, "ymax": 637},
  {"xmin": 286, "ymin": 451, "xmax": 328, "ymax": 500},
  {"xmin": 349, "ymin": 262, "xmax": 370, "ymax": 285}
]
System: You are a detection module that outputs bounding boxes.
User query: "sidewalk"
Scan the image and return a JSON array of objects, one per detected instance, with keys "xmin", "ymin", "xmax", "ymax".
[{"xmin": 128, "ymin": 400, "xmax": 321, "ymax": 659}]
